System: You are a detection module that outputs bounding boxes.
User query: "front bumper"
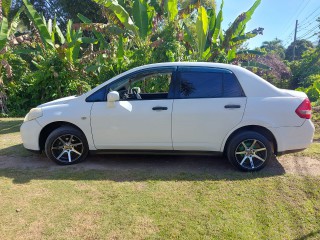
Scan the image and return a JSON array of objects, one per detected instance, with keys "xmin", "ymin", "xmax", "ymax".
[{"xmin": 20, "ymin": 119, "xmax": 42, "ymax": 151}]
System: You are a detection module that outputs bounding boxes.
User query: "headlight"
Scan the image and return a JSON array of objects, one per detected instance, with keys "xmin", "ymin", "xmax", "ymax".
[{"xmin": 24, "ymin": 108, "xmax": 43, "ymax": 122}]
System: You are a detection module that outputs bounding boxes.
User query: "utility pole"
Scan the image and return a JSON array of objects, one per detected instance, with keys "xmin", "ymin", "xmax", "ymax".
[{"xmin": 293, "ymin": 20, "xmax": 298, "ymax": 61}]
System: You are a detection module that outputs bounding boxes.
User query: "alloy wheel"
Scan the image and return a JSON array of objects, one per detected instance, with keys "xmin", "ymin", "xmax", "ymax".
[
  {"xmin": 234, "ymin": 139, "xmax": 267, "ymax": 170},
  {"xmin": 51, "ymin": 134, "xmax": 84, "ymax": 163}
]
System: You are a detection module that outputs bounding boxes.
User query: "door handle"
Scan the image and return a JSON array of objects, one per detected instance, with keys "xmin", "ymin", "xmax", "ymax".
[
  {"xmin": 152, "ymin": 106, "xmax": 168, "ymax": 111},
  {"xmin": 224, "ymin": 104, "xmax": 241, "ymax": 109}
]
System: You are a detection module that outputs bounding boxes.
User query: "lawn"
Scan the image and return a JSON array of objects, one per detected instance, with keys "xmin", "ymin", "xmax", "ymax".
[{"xmin": 0, "ymin": 118, "xmax": 320, "ymax": 239}]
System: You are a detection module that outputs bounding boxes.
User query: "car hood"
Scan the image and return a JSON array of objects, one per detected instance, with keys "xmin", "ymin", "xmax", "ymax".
[{"xmin": 38, "ymin": 96, "xmax": 77, "ymax": 108}]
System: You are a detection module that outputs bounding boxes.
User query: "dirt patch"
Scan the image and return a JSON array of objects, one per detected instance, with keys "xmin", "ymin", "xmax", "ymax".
[{"xmin": 0, "ymin": 153, "xmax": 319, "ymax": 177}]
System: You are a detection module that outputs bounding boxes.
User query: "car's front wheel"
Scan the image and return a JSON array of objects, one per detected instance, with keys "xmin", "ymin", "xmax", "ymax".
[
  {"xmin": 45, "ymin": 126, "xmax": 89, "ymax": 165},
  {"xmin": 227, "ymin": 131, "xmax": 272, "ymax": 171}
]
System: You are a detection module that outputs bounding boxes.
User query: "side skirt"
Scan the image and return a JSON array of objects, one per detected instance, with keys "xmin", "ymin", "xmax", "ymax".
[{"xmin": 90, "ymin": 149, "xmax": 223, "ymax": 156}]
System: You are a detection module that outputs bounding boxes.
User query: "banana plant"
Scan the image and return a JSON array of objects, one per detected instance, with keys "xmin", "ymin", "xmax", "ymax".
[
  {"xmin": 183, "ymin": 0, "xmax": 263, "ymax": 62},
  {"xmin": 93, "ymin": 0, "xmax": 181, "ymax": 43},
  {"xmin": 0, "ymin": 0, "xmax": 25, "ymax": 114},
  {"xmin": 22, "ymin": 0, "xmax": 98, "ymax": 63}
]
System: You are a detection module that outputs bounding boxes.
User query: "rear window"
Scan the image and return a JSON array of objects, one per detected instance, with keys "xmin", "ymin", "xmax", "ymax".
[
  {"xmin": 178, "ymin": 69, "xmax": 244, "ymax": 99},
  {"xmin": 223, "ymin": 72, "xmax": 244, "ymax": 97},
  {"xmin": 179, "ymin": 72, "xmax": 223, "ymax": 98}
]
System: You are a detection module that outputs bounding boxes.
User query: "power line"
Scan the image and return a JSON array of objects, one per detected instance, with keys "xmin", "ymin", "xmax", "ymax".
[
  {"xmin": 296, "ymin": 0, "xmax": 313, "ymax": 19},
  {"xmin": 299, "ymin": 6, "xmax": 320, "ymax": 24},
  {"xmin": 298, "ymin": 17, "xmax": 320, "ymax": 31},
  {"xmin": 298, "ymin": 23, "xmax": 320, "ymax": 33},
  {"xmin": 280, "ymin": 0, "xmax": 309, "ymax": 37},
  {"xmin": 298, "ymin": 25, "xmax": 319, "ymax": 39}
]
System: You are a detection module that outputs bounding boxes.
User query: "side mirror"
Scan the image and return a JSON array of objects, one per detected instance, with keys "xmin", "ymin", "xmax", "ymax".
[{"xmin": 107, "ymin": 91, "xmax": 120, "ymax": 102}]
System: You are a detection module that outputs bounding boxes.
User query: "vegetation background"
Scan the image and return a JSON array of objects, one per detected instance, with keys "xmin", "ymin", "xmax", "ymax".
[{"xmin": 0, "ymin": 0, "xmax": 319, "ymax": 116}]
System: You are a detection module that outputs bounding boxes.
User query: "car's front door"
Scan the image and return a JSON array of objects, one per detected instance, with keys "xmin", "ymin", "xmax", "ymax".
[
  {"xmin": 90, "ymin": 68, "xmax": 175, "ymax": 150},
  {"xmin": 172, "ymin": 67, "xmax": 247, "ymax": 151}
]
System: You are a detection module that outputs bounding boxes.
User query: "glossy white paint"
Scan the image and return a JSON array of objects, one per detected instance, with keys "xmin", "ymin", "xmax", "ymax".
[
  {"xmin": 35, "ymin": 96, "xmax": 96, "ymax": 150},
  {"xmin": 91, "ymin": 100, "xmax": 173, "ymax": 149},
  {"xmin": 172, "ymin": 98, "xmax": 246, "ymax": 151},
  {"xmin": 20, "ymin": 62, "xmax": 315, "ymax": 156}
]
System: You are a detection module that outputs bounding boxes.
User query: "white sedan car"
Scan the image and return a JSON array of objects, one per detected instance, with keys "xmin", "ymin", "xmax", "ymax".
[{"xmin": 21, "ymin": 62, "xmax": 314, "ymax": 171}]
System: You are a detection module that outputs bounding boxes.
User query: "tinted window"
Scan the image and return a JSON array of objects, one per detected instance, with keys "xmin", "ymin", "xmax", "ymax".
[
  {"xmin": 223, "ymin": 73, "xmax": 243, "ymax": 97},
  {"xmin": 86, "ymin": 87, "xmax": 106, "ymax": 102},
  {"xmin": 179, "ymin": 72, "xmax": 223, "ymax": 98}
]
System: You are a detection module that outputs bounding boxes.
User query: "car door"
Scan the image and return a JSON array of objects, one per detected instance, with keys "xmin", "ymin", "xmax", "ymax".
[
  {"xmin": 89, "ymin": 67, "xmax": 175, "ymax": 150},
  {"xmin": 172, "ymin": 67, "xmax": 247, "ymax": 151}
]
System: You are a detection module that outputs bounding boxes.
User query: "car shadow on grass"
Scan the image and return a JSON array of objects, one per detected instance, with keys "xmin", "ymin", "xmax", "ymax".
[
  {"xmin": 0, "ymin": 120, "xmax": 22, "ymax": 134},
  {"xmin": 0, "ymin": 148, "xmax": 286, "ymax": 183}
]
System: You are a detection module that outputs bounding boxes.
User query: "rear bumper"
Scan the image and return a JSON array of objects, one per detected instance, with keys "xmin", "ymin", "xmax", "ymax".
[
  {"xmin": 20, "ymin": 119, "xmax": 42, "ymax": 151},
  {"xmin": 272, "ymin": 120, "xmax": 315, "ymax": 153}
]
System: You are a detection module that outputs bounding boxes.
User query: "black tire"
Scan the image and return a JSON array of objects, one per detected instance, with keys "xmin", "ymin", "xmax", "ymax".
[
  {"xmin": 44, "ymin": 126, "xmax": 89, "ymax": 165},
  {"xmin": 227, "ymin": 131, "xmax": 272, "ymax": 171}
]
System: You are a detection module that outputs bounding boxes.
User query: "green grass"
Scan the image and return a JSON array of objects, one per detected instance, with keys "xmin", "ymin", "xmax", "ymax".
[
  {"xmin": 0, "ymin": 118, "xmax": 32, "ymax": 157},
  {"xmin": 0, "ymin": 170, "xmax": 319, "ymax": 239},
  {"xmin": 0, "ymin": 118, "xmax": 320, "ymax": 239}
]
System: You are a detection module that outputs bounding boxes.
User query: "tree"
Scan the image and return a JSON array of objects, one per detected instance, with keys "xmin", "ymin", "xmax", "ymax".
[
  {"xmin": 0, "ymin": 0, "xmax": 24, "ymax": 114},
  {"xmin": 254, "ymin": 53, "xmax": 291, "ymax": 87},
  {"xmin": 260, "ymin": 38, "xmax": 285, "ymax": 59},
  {"xmin": 289, "ymin": 46, "xmax": 320, "ymax": 89},
  {"xmin": 11, "ymin": 0, "xmax": 105, "ymax": 29},
  {"xmin": 285, "ymin": 39, "xmax": 314, "ymax": 61}
]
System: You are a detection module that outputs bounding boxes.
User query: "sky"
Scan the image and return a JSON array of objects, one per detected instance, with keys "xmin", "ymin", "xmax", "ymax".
[{"xmin": 215, "ymin": 0, "xmax": 320, "ymax": 49}]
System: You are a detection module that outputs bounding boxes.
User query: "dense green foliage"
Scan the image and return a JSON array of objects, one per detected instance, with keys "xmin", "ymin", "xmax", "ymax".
[
  {"xmin": 1, "ymin": 0, "xmax": 265, "ymax": 116},
  {"xmin": 0, "ymin": 0, "xmax": 319, "ymax": 116}
]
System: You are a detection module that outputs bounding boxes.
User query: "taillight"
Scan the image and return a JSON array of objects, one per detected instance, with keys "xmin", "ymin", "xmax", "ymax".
[{"xmin": 295, "ymin": 98, "xmax": 312, "ymax": 119}]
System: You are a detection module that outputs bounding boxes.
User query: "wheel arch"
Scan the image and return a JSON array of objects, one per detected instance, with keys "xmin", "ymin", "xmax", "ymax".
[
  {"xmin": 39, "ymin": 121, "xmax": 87, "ymax": 151},
  {"xmin": 223, "ymin": 125, "xmax": 278, "ymax": 155}
]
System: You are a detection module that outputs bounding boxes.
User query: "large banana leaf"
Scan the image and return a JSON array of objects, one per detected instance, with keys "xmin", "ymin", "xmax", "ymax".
[
  {"xmin": 23, "ymin": 0, "xmax": 54, "ymax": 49},
  {"xmin": 227, "ymin": 47, "xmax": 236, "ymax": 61},
  {"xmin": 8, "ymin": 6, "xmax": 24, "ymax": 37},
  {"xmin": 132, "ymin": 0, "xmax": 149, "ymax": 39},
  {"xmin": 233, "ymin": 0, "xmax": 261, "ymax": 37},
  {"xmin": 65, "ymin": 20, "xmax": 83, "ymax": 63},
  {"xmin": 212, "ymin": 0, "xmax": 223, "ymax": 44},
  {"xmin": 182, "ymin": 22, "xmax": 195, "ymax": 47},
  {"xmin": 196, "ymin": 6, "xmax": 208, "ymax": 58},
  {"xmin": 2, "ymin": 0, "xmax": 12, "ymax": 18},
  {"xmin": 167, "ymin": 0, "xmax": 178, "ymax": 22},
  {"xmin": 93, "ymin": 0, "xmax": 138, "ymax": 36},
  {"xmin": 55, "ymin": 24, "xmax": 65, "ymax": 44},
  {"xmin": 0, "ymin": 17, "xmax": 9, "ymax": 51},
  {"xmin": 223, "ymin": 0, "xmax": 261, "ymax": 49}
]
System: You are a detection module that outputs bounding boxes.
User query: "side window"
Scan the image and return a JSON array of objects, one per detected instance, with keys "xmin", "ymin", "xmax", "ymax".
[
  {"xmin": 85, "ymin": 86, "xmax": 107, "ymax": 102},
  {"xmin": 131, "ymin": 72, "xmax": 172, "ymax": 94},
  {"xmin": 108, "ymin": 71, "xmax": 173, "ymax": 101},
  {"xmin": 86, "ymin": 70, "xmax": 173, "ymax": 102},
  {"xmin": 223, "ymin": 73, "xmax": 244, "ymax": 97},
  {"xmin": 179, "ymin": 71, "xmax": 223, "ymax": 98}
]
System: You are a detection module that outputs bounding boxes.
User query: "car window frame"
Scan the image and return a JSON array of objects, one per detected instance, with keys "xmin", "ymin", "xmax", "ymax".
[
  {"xmin": 86, "ymin": 66, "xmax": 177, "ymax": 102},
  {"xmin": 175, "ymin": 66, "xmax": 246, "ymax": 99}
]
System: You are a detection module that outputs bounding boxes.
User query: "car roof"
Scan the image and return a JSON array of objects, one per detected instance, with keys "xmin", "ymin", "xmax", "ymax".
[
  {"xmin": 84, "ymin": 62, "xmax": 282, "ymax": 98},
  {"xmin": 130, "ymin": 62, "xmax": 241, "ymax": 72}
]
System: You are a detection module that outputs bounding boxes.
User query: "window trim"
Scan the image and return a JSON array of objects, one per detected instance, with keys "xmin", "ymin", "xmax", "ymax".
[{"xmin": 175, "ymin": 66, "xmax": 246, "ymax": 99}]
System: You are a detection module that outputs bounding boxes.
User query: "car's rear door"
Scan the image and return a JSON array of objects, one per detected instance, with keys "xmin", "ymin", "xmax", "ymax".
[{"xmin": 172, "ymin": 67, "xmax": 247, "ymax": 151}]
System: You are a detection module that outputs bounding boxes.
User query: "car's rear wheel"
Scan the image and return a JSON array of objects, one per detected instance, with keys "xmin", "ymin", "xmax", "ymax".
[
  {"xmin": 227, "ymin": 131, "xmax": 272, "ymax": 171},
  {"xmin": 45, "ymin": 126, "xmax": 89, "ymax": 165}
]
